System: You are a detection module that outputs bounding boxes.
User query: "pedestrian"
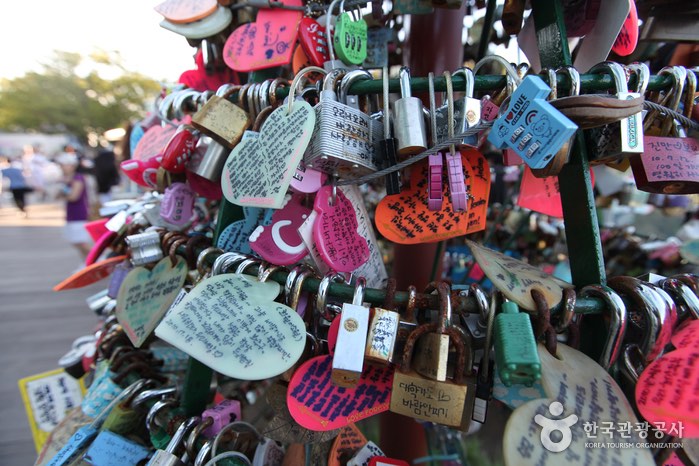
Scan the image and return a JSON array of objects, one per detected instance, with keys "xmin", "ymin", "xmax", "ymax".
[
  {"xmin": 22, "ymin": 145, "xmax": 49, "ymax": 200},
  {"xmin": 94, "ymin": 148, "xmax": 120, "ymax": 205},
  {"xmin": 55, "ymin": 152, "xmax": 93, "ymax": 259},
  {"xmin": 0, "ymin": 156, "xmax": 33, "ymax": 217}
]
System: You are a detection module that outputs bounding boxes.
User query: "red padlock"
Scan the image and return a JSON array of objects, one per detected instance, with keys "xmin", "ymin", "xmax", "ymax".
[
  {"xmin": 298, "ymin": 17, "xmax": 330, "ymax": 67},
  {"xmin": 161, "ymin": 125, "xmax": 200, "ymax": 173}
]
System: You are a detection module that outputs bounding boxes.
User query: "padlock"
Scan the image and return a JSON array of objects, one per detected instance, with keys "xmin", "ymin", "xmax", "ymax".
[
  {"xmin": 82, "ymin": 430, "xmax": 151, "ymax": 466},
  {"xmin": 190, "ymin": 88, "xmax": 250, "ymax": 149},
  {"xmin": 147, "ymin": 416, "xmax": 201, "ymax": 466},
  {"xmin": 579, "ymin": 285, "xmax": 627, "ymax": 369},
  {"xmin": 161, "ymin": 124, "xmax": 200, "ymax": 173},
  {"xmin": 376, "ymin": 66, "xmax": 401, "ymax": 194},
  {"xmin": 660, "ymin": 277, "xmax": 699, "ymax": 321},
  {"xmin": 126, "ymin": 230, "xmax": 164, "ymax": 266},
  {"xmin": 390, "ymin": 282, "xmax": 475, "ymax": 429},
  {"xmin": 160, "ymin": 182, "xmax": 196, "ymax": 226},
  {"xmin": 298, "ymin": 17, "xmax": 330, "ymax": 67},
  {"xmin": 305, "ymin": 70, "xmax": 382, "ymax": 177},
  {"xmin": 493, "ymin": 299, "xmax": 540, "ymax": 386},
  {"xmin": 332, "ymin": 3, "xmax": 368, "ymax": 66},
  {"xmin": 201, "ymin": 399, "xmax": 242, "ymax": 437},
  {"xmin": 487, "ymin": 75, "xmax": 578, "ymax": 170},
  {"xmin": 583, "ymin": 61, "xmax": 644, "ymax": 164},
  {"xmin": 394, "ymin": 67, "xmax": 428, "ymax": 156},
  {"xmin": 100, "ymin": 379, "xmax": 155, "ymax": 435},
  {"xmin": 332, "ymin": 277, "xmax": 370, "ymax": 387},
  {"xmin": 187, "ymin": 135, "xmax": 228, "ymax": 183},
  {"xmin": 365, "ymin": 307, "xmax": 400, "ymax": 365}
]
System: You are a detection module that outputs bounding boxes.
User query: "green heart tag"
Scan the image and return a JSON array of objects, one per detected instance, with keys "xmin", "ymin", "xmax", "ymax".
[{"xmin": 333, "ymin": 13, "xmax": 368, "ymax": 65}]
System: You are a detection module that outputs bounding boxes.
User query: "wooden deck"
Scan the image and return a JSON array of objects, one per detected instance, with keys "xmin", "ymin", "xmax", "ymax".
[{"xmin": 0, "ymin": 203, "xmax": 101, "ymax": 464}]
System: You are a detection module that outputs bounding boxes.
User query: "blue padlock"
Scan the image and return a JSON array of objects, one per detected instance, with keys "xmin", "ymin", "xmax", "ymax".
[{"xmin": 488, "ymin": 76, "xmax": 577, "ymax": 170}]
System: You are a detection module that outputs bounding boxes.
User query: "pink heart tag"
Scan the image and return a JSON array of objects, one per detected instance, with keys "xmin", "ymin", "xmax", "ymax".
[
  {"xmin": 313, "ymin": 186, "xmax": 370, "ymax": 273},
  {"xmin": 133, "ymin": 125, "xmax": 177, "ymax": 161},
  {"xmin": 290, "ymin": 161, "xmax": 327, "ymax": 194},
  {"xmin": 611, "ymin": 0, "xmax": 639, "ymax": 57},
  {"xmin": 287, "ymin": 355, "xmax": 393, "ymax": 431},
  {"xmin": 249, "ymin": 193, "xmax": 310, "ymax": 265},
  {"xmin": 223, "ymin": 0, "xmax": 302, "ymax": 72},
  {"xmin": 161, "ymin": 182, "xmax": 196, "ymax": 226}
]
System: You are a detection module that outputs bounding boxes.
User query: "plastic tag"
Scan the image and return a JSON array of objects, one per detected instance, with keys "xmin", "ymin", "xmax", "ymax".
[
  {"xmin": 347, "ymin": 441, "xmax": 384, "ymax": 466},
  {"xmin": 83, "ymin": 430, "xmax": 150, "ymax": 466},
  {"xmin": 671, "ymin": 320, "xmax": 699, "ymax": 350},
  {"xmin": 466, "ymin": 240, "xmax": 573, "ymax": 311},
  {"xmin": 53, "ymin": 256, "xmax": 127, "ymax": 291},
  {"xmin": 217, "ymin": 207, "xmax": 274, "ymax": 254},
  {"xmin": 313, "ymin": 186, "xmax": 370, "ymax": 273},
  {"xmin": 250, "ymin": 193, "xmax": 310, "ymax": 265},
  {"xmin": 46, "ymin": 425, "xmax": 98, "ymax": 466},
  {"xmin": 328, "ymin": 424, "xmax": 368, "ymax": 466},
  {"xmin": 222, "ymin": 100, "xmax": 316, "ymax": 209},
  {"xmin": 376, "ymin": 149, "xmax": 489, "ymax": 244},
  {"xmin": 611, "ymin": 0, "xmax": 639, "ymax": 56},
  {"xmin": 223, "ymin": 0, "xmax": 302, "ymax": 71},
  {"xmin": 503, "ymin": 344, "xmax": 653, "ymax": 466},
  {"xmin": 116, "ymin": 256, "xmax": 188, "ymax": 348},
  {"xmin": 18, "ymin": 369, "xmax": 86, "ymax": 453},
  {"xmin": 156, "ymin": 274, "xmax": 306, "ymax": 380},
  {"xmin": 161, "ymin": 182, "xmax": 196, "ymax": 226},
  {"xmin": 488, "ymin": 76, "xmax": 577, "ymax": 170},
  {"xmin": 573, "ymin": 0, "xmax": 630, "ymax": 72},
  {"xmin": 253, "ymin": 438, "xmax": 285, "ymax": 466},
  {"xmin": 132, "ymin": 124, "xmax": 177, "ymax": 161},
  {"xmin": 369, "ymin": 458, "xmax": 410, "ymax": 466},
  {"xmin": 187, "ymin": 169, "xmax": 223, "ymax": 200},
  {"xmin": 493, "ymin": 372, "xmax": 547, "ymax": 410},
  {"xmin": 81, "ymin": 375, "xmax": 121, "ymax": 419},
  {"xmin": 120, "ymin": 156, "xmax": 161, "ymax": 189},
  {"xmin": 287, "ymin": 355, "xmax": 393, "ymax": 431},
  {"xmin": 518, "ymin": 166, "xmax": 596, "ymax": 218},
  {"xmin": 636, "ymin": 136, "xmax": 699, "ymax": 185},
  {"xmin": 107, "ymin": 261, "xmax": 132, "ymax": 299},
  {"xmin": 290, "ymin": 160, "xmax": 326, "ymax": 194},
  {"xmin": 154, "ymin": 0, "xmax": 217, "ymax": 23}
]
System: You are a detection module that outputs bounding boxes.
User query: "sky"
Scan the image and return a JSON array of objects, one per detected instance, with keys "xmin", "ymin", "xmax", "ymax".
[{"xmin": 0, "ymin": 0, "xmax": 199, "ymax": 82}]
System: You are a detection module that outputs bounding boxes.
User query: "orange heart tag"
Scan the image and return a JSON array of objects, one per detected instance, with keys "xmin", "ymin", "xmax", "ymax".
[
  {"xmin": 375, "ymin": 149, "xmax": 490, "ymax": 244},
  {"xmin": 223, "ymin": 0, "xmax": 302, "ymax": 72},
  {"xmin": 154, "ymin": 0, "xmax": 218, "ymax": 24},
  {"xmin": 53, "ymin": 255, "xmax": 128, "ymax": 291}
]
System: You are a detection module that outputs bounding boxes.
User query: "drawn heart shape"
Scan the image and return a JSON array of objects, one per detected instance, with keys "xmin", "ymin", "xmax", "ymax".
[
  {"xmin": 221, "ymin": 100, "xmax": 316, "ymax": 209},
  {"xmin": 53, "ymin": 255, "xmax": 127, "ymax": 291},
  {"xmin": 287, "ymin": 355, "xmax": 394, "ymax": 431},
  {"xmin": 217, "ymin": 206, "xmax": 274, "ymax": 254},
  {"xmin": 133, "ymin": 124, "xmax": 177, "ymax": 161},
  {"xmin": 222, "ymin": 0, "xmax": 302, "ymax": 72},
  {"xmin": 313, "ymin": 186, "xmax": 369, "ymax": 273},
  {"xmin": 375, "ymin": 149, "xmax": 490, "ymax": 244},
  {"xmin": 156, "ymin": 274, "xmax": 306, "ymax": 380},
  {"xmin": 116, "ymin": 256, "xmax": 188, "ymax": 347},
  {"xmin": 503, "ymin": 344, "xmax": 654, "ymax": 466},
  {"xmin": 250, "ymin": 193, "xmax": 310, "ymax": 265}
]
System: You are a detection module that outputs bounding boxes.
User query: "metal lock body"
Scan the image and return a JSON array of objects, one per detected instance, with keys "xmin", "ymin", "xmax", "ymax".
[
  {"xmin": 435, "ymin": 68, "xmax": 481, "ymax": 147},
  {"xmin": 377, "ymin": 66, "xmax": 401, "ymax": 194},
  {"xmin": 147, "ymin": 416, "xmax": 200, "ymax": 466},
  {"xmin": 190, "ymin": 88, "xmax": 250, "ymax": 148},
  {"xmin": 332, "ymin": 278, "xmax": 370, "ymax": 387},
  {"xmin": 394, "ymin": 67, "xmax": 428, "ymax": 156},
  {"xmin": 304, "ymin": 70, "xmax": 382, "ymax": 177},
  {"xmin": 583, "ymin": 61, "xmax": 644, "ymax": 164},
  {"xmin": 126, "ymin": 231, "xmax": 164, "ymax": 266},
  {"xmin": 188, "ymin": 135, "xmax": 229, "ymax": 183}
]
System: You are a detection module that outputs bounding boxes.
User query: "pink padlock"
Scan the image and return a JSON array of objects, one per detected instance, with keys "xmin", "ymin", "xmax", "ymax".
[
  {"xmin": 161, "ymin": 125, "xmax": 199, "ymax": 173},
  {"xmin": 161, "ymin": 182, "xmax": 196, "ymax": 226},
  {"xmin": 120, "ymin": 156, "xmax": 162, "ymax": 188},
  {"xmin": 202, "ymin": 399, "xmax": 242, "ymax": 438},
  {"xmin": 427, "ymin": 154, "xmax": 443, "ymax": 211},
  {"xmin": 249, "ymin": 193, "xmax": 310, "ymax": 265},
  {"xmin": 445, "ymin": 151, "xmax": 468, "ymax": 212}
]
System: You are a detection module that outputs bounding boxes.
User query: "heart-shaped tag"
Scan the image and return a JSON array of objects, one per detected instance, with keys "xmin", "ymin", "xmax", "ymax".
[
  {"xmin": 313, "ymin": 186, "xmax": 369, "ymax": 273},
  {"xmin": 222, "ymin": 0, "xmax": 302, "ymax": 71},
  {"xmin": 503, "ymin": 344, "xmax": 654, "ymax": 466},
  {"xmin": 333, "ymin": 13, "xmax": 368, "ymax": 65},
  {"xmin": 250, "ymin": 193, "xmax": 310, "ymax": 265},
  {"xmin": 161, "ymin": 182, "xmax": 196, "ymax": 226},
  {"xmin": 611, "ymin": 0, "xmax": 639, "ymax": 57},
  {"xmin": 518, "ymin": 166, "xmax": 596, "ymax": 218},
  {"xmin": 116, "ymin": 256, "xmax": 188, "ymax": 347},
  {"xmin": 54, "ymin": 255, "xmax": 127, "ymax": 291},
  {"xmin": 290, "ymin": 161, "xmax": 327, "ymax": 194},
  {"xmin": 221, "ymin": 100, "xmax": 316, "ymax": 209},
  {"xmin": 671, "ymin": 320, "xmax": 699, "ymax": 350},
  {"xmin": 154, "ymin": 0, "xmax": 217, "ymax": 24},
  {"xmin": 287, "ymin": 355, "xmax": 393, "ymax": 431},
  {"xmin": 217, "ymin": 207, "xmax": 274, "ymax": 254},
  {"xmin": 156, "ymin": 274, "xmax": 306, "ymax": 380},
  {"xmin": 298, "ymin": 18, "xmax": 330, "ymax": 67},
  {"xmin": 466, "ymin": 240, "xmax": 573, "ymax": 311},
  {"xmin": 375, "ymin": 149, "xmax": 490, "ymax": 244},
  {"xmin": 133, "ymin": 125, "xmax": 177, "ymax": 161},
  {"xmin": 328, "ymin": 424, "xmax": 368, "ymax": 466}
]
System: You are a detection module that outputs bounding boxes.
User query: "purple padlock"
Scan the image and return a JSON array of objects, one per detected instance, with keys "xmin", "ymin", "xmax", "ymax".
[
  {"xmin": 202, "ymin": 399, "xmax": 242, "ymax": 438},
  {"xmin": 107, "ymin": 261, "xmax": 133, "ymax": 299},
  {"xmin": 161, "ymin": 182, "xmax": 196, "ymax": 226}
]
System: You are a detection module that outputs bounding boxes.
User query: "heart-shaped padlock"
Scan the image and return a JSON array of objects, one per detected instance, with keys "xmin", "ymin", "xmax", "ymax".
[{"xmin": 333, "ymin": 12, "xmax": 368, "ymax": 65}]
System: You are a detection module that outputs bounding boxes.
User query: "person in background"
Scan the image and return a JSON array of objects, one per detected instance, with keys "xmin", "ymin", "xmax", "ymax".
[
  {"xmin": 55, "ymin": 152, "xmax": 92, "ymax": 258},
  {"xmin": 0, "ymin": 155, "xmax": 33, "ymax": 217},
  {"xmin": 94, "ymin": 148, "xmax": 120, "ymax": 204},
  {"xmin": 22, "ymin": 145, "xmax": 49, "ymax": 200}
]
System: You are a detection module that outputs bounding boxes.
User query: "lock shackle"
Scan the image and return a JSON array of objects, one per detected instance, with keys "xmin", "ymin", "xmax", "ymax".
[
  {"xmin": 443, "ymin": 71, "xmax": 456, "ymax": 142},
  {"xmin": 682, "ymin": 67, "xmax": 696, "ymax": 119},
  {"xmin": 659, "ymin": 66, "xmax": 687, "ymax": 112},
  {"xmin": 252, "ymin": 106, "xmax": 274, "ymax": 131},
  {"xmin": 339, "ymin": 69, "xmax": 373, "ymax": 104},
  {"xmin": 211, "ymin": 421, "xmax": 262, "ymax": 458},
  {"xmin": 288, "ymin": 66, "xmax": 327, "ymax": 113},
  {"xmin": 120, "ymin": 378, "xmax": 157, "ymax": 408},
  {"xmin": 542, "ymin": 68, "xmax": 557, "ymax": 100},
  {"xmin": 323, "ymin": 68, "xmax": 346, "ymax": 97},
  {"xmin": 196, "ymin": 247, "xmax": 224, "ymax": 277},
  {"xmin": 588, "ymin": 61, "xmax": 628, "ymax": 94},
  {"xmin": 453, "ymin": 67, "xmax": 475, "ymax": 98},
  {"xmin": 473, "ymin": 55, "xmax": 522, "ymax": 86},
  {"xmin": 175, "ymin": 89, "xmax": 201, "ymax": 116},
  {"xmin": 248, "ymin": 83, "xmax": 260, "ymax": 122},
  {"xmin": 258, "ymin": 79, "xmax": 272, "ymax": 110},
  {"xmin": 194, "ymin": 439, "xmax": 213, "ymax": 466},
  {"xmin": 580, "ymin": 285, "xmax": 627, "ymax": 370},
  {"xmin": 235, "ymin": 258, "xmax": 265, "ymax": 276},
  {"xmin": 268, "ymin": 78, "xmax": 289, "ymax": 108},
  {"xmin": 284, "ymin": 264, "xmax": 314, "ymax": 306},
  {"xmin": 427, "ymin": 72, "xmax": 438, "ymax": 142},
  {"xmin": 399, "ymin": 67, "xmax": 413, "ymax": 99},
  {"xmin": 404, "ymin": 285, "xmax": 418, "ymax": 324},
  {"xmin": 159, "ymin": 91, "xmax": 180, "ymax": 121},
  {"xmin": 186, "ymin": 417, "xmax": 214, "ymax": 460},
  {"xmin": 167, "ymin": 416, "xmax": 202, "ymax": 454},
  {"xmin": 258, "ymin": 264, "xmax": 285, "ymax": 282},
  {"xmin": 620, "ymin": 343, "xmax": 647, "ymax": 383},
  {"xmin": 556, "ymin": 66, "xmax": 580, "ymax": 97},
  {"xmin": 316, "ymin": 272, "xmax": 346, "ymax": 321},
  {"xmin": 325, "ymin": 0, "xmax": 342, "ymax": 64},
  {"xmin": 290, "ymin": 269, "xmax": 315, "ymax": 313},
  {"xmin": 131, "ymin": 386, "xmax": 178, "ymax": 409},
  {"xmin": 382, "ymin": 67, "xmax": 391, "ymax": 136},
  {"xmin": 352, "ymin": 276, "xmax": 367, "ymax": 305},
  {"xmin": 660, "ymin": 277, "xmax": 699, "ymax": 320},
  {"xmin": 146, "ymin": 398, "xmax": 179, "ymax": 433},
  {"xmin": 608, "ymin": 276, "xmax": 673, "ymax": 363},
  {"xmin": 212, "ymin": 252, "xmax": 249, "ymax": 276},
  {"xmin": 626, "ymin": 63, "xmax": 650, "ymax": 96}
]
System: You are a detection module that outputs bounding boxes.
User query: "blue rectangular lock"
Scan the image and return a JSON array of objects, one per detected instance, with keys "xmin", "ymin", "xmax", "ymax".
[{"xmin": 487, "ymin": 76, "xmax": 578, "ymax": 170}]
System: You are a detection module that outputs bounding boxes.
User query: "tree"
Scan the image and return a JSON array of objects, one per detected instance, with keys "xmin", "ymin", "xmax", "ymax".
[{"xmin": 0, "ymin": 50, "xmax": 161, "ymax": 142}]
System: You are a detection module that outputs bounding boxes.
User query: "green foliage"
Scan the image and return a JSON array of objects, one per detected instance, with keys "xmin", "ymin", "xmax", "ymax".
[{"xmin": 0, "ymin": 50, "xmax": 161, "ymax": 142}]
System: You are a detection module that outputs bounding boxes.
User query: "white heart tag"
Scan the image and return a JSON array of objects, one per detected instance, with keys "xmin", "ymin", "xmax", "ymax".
[
  {"xmin": 116, "ymin": 257, "xmax": 188, "ymax": 347},
  {"xmin": 155, "ymin": 274, "xmax": 306, "ymax": 380}
]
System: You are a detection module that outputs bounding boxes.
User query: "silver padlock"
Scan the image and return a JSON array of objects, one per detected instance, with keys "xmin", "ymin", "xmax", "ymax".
[
  {"xmin": 583, "ymin": 61, "xmax": 644, "ymax": 164},
  {"xmin": 435, "ymin": 67, "xmax": 481, "ymax": 147},
  {"xmin": 304, "ymin": 69, "xmax": 382, "ymax": 177},
  {"xmin": 126, "ymin": 230, "xmax": 163, "ymax": 266},
  {"xmin": 147, "ymin": 416, "xmax": 200, "ymax": 466},
  {"xmin": 187, "ymin": 135, "xmax": 228, "ymax": 182},
  {"xmin": 393, "ymin": 67, "xmax": 428, "ymax": 156}
]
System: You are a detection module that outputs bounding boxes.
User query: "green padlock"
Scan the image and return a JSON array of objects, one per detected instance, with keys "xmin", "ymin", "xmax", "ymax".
[
  {"xmin": 494, "ymin": 300, "xmax": 541, "ymax": 387},
  {"xmin": 333, "ymin": 11, "xmax": 368, "ymax": 65}
]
